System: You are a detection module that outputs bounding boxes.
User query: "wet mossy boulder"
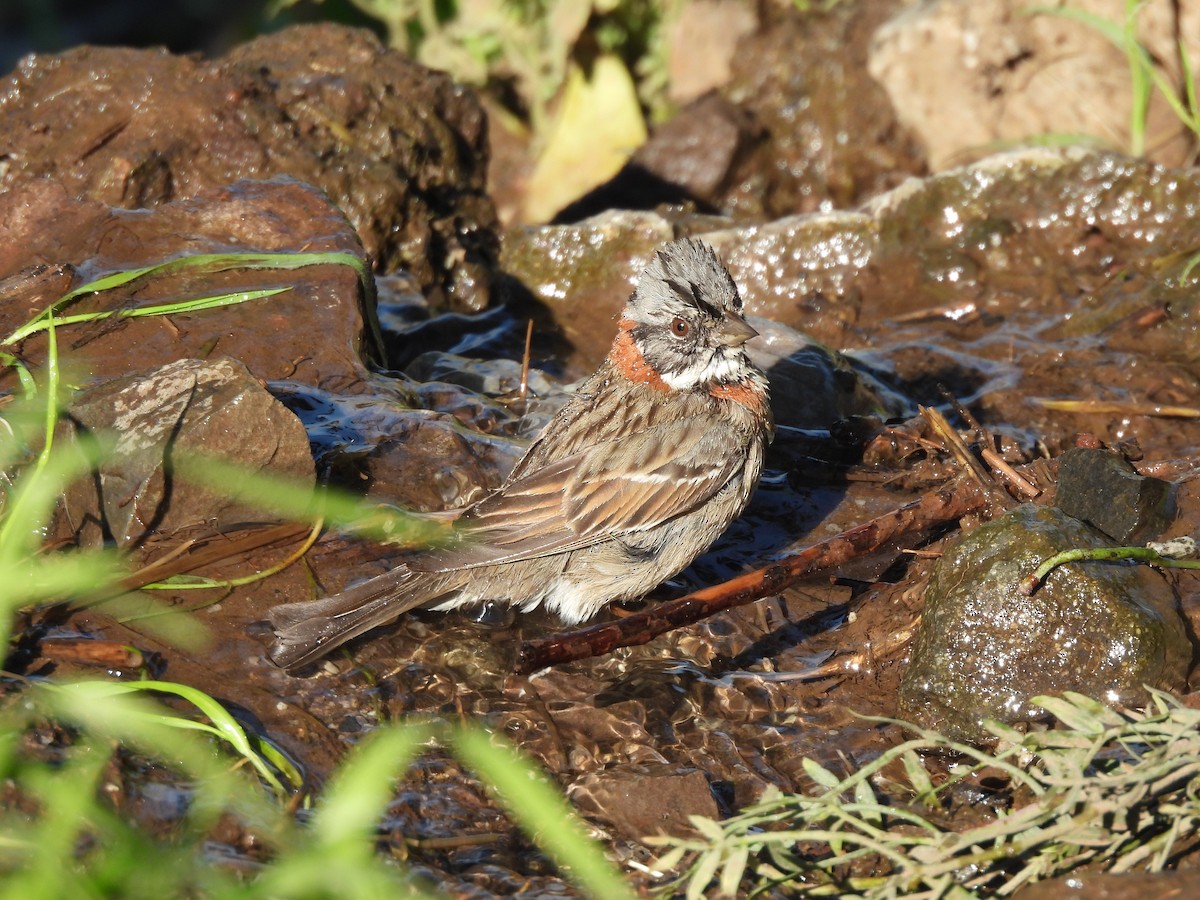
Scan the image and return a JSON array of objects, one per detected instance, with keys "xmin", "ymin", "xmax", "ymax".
[{"xmin": 899, "ymin": 504, "xmax": 1190, "ymax": 743}]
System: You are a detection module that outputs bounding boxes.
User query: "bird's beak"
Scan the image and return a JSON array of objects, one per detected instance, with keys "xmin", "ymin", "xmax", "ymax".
[{"xmin": 718, "ymin": 310, "xmax": 758, "ymax": 347}]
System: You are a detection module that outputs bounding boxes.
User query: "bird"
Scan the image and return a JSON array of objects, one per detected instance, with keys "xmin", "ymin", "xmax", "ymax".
[{"xmin": 268, "ymin": 238, "xmax": 773, "ymax": 670}]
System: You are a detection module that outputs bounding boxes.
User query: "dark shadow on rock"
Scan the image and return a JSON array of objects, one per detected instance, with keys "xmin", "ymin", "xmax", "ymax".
[
  {"xmin": 553, "ymin": 93, "xmax": 767, "ymax": 224},
  {"xmin": 552, "ymin": 163, "xmax": 720, "ymax": 224}
]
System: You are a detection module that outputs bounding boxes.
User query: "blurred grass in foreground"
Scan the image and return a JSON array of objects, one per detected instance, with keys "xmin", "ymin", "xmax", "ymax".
[{"xmin": 0, "ymin": 256, "xmax": 633, "ymax": 898}]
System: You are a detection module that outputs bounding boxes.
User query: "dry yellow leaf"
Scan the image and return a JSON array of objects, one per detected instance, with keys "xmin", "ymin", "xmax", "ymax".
[{"xmin": 522, "ymin": 54, "xmax": 648, "ymax": 223}]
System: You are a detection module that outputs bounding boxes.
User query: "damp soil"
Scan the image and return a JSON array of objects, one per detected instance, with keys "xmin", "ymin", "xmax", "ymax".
[{"xmin": 2, "ymin": 12, "xmax": 1200, "ymax": 900}]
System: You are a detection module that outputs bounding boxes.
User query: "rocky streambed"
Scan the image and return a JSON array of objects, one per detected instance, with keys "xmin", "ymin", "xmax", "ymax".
[{"xmin": 2, "ymin": 6, "xmax": 1200, "ymax": 897}]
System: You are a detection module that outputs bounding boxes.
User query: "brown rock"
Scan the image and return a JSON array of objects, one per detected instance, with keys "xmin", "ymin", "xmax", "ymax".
[
  {"xmin": 666, "ymin": 0, "xmax": 759, "ymax": 104},
  {"xmin": 899, "ymin": 504, "xmax": 1190, "ymax": 743},
  {"xmin": 720, "ymin": 2, "xmax": 926, "ymax": 217},
  {"xmin": 363, "ymin": 413, "xmax": 522, "ymax": 513},
  {"xmin": 0, "ymin": 178, "xmax": 370, "ymax": 391},
  {"xmin": 869, "ymin": 0, "xmax": 1200, "ymax": 170},
  {"xmin": 0, "ymin": 24, "xmax": 498, "ymax": 307},
  {"xmin": 570, "ymin": 766, "xmax": 719, "ymax": 839},
  {"xmin": 61, "ymin": 357, "xmax": 315, "ymax": 548},
  {"xmin": 632, "ymin": 94, "xmax": 765, "ymax": 209}
]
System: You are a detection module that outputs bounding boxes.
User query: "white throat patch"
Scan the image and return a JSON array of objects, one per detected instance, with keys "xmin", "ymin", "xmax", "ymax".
[{"xmin": 660, "ymin": 349, "xmax": 746, "ymax": 391}]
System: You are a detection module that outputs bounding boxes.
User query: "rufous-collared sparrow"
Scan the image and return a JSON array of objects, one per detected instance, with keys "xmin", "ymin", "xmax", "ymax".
[{"xmin": 269, "ymin": 238, "xmax": 773, "ymax": 669}]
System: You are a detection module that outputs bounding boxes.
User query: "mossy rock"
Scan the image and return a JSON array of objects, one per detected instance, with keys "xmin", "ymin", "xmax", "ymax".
[{"xmin": 899, "ymin": 503, "xmax": 1190, "ymax": 743}]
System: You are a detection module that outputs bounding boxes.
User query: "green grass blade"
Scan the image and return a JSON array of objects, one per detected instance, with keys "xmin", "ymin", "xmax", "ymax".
[
  {"xmin": 1182, "ymin": 39, "xmax": 1199, "ymax": 129},
  {"xmin": 0, "ymin": 351, "xmax": 36, "ymax": 397},
  {"xmin": 0, "ymin": 313, "xmax": 60, "ymax": 550},
  {"xmin": 10, "ymin": 288, "xmax": 291, "ymax": 340},
  {"xmin": 4, "ymin": 553, "xmax": 124, "ymax": 609},
  {"xmin": 256, "ymin": 723, "xmax": 438, "ymax": 898},
  {"xmin": 1026, "ymin": 2, "xmax": 1154, "ymax": 155},
  {"xmin": 309, "ymin": 723, "xmax": 434, "ymax": 853},
  {"xmin": 47, "ymin": 680, "xmax": 299, "ymax": 797},
  {"xmin": 452, "ymin": 724, "xmax": 635, "ymax": 900},
  {"xmin": 0, "ymin": 441, "xmax": 97, "ymax": 566},
  {"xmin": 1026, "ymin": 5, "xmax": 1128, "ymax": 47},
  {"xmin": 170, "ymin": 451, "xmax": 452, "ymax": 546},
  {"xmin": 4, "ymin": 263, "xmax": 160, "ymax": 344},
  {"xmin": 3, "ymin": 251, "xmax": 371, "ymax": 345}
]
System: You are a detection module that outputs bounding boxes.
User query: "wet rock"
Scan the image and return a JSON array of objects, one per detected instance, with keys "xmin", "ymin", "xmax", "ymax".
[
  {"xmin": 1054, "ymin": 447, "xmax": 1175, "ymax": 543},
  {"xmin": 61, "ymin": 357, "xmax": 315, "ymax": 548},
  {"xmin": 267, "ymin": 378, "xmax": 527, "ymax": 512},
  {"xmin": 0, "ymin": 24, "xmax": 498, "ymax": 307},
  {"xmin": 636, "ymin": 95, "xmax": 763, "ymax": 209},
  {"xmin": 718, "ymin": 1, "xmax": 926, "ymax": 217},
  {"xmin": 749, "ymin": 317, "xmax": 907, "ymax": 430},
  {"xmin": 363, "ymin": 414, "xmax": 522, "ymax": 513},
  {"xmin": 899, "ymin": 504, "xmax": 1190, "ymax": 743},
  {"xmin": 0, "ymin": 178, "xmax": 371, "ymax": 391},
  {"xmin": 499, "ymin": 210, "xmax": 674, "ymax": 372},
  {"xmin": 870, "ymin": 0, "xmax": 1200, "ymax": 171},
  {"xmin": 569, "ymin": 766, "xmax": 719, "ymax": 839},
  {"xmin": 711, "ymin": 147, "xmax": 1200, "ymax": 336}
]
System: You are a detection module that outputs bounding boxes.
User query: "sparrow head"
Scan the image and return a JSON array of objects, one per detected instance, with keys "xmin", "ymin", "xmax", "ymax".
[{"xmin": 622, "ymin": 239, "xmax": 760, "ymax": 392}]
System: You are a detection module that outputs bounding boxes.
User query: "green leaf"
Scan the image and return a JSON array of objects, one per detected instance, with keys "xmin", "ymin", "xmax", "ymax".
[
  {"xmin": 718, "ymin": 845, "xmax": 749, "ymax": 896},
  {"xmin": 170, "ymin": 451, "xmax": 448, "ymax": 547},
  {"xmin": 688, "ymin": 815, "xmax": 727, "ymax": 842},
  {"xmin": 46, "ymin": 680, "xmax": 297, "ymax": 797},
  {"xmin": 687, "ymin": 846, "xmax": 722, "ymax": 900},
  {"xmin": 3, "ymin": 250, "xmax": 373, "ymax": 346},
  {"xmin": 902, "ymin": 749, "xmax": 937, "ymax": 804},
  {"xmin": 16, "ymin": 288, "xmax": 291, "ymax": 337},
  {"xmin": 651, "ymin": 844, "xmax": 689, "ymax": 873}
]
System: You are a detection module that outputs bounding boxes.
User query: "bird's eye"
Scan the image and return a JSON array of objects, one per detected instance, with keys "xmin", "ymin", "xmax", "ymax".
[{"xmin": 670, "ymin": 316, "xmax": 690, "ymax": 338}]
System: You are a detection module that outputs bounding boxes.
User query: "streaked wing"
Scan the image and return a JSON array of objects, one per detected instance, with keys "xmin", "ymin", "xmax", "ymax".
[
  {"xmin": 410, "ymin": 415, "xmax": 745, "ymax": 572},
  {"xmin": 562, "ymin": 420, "xmax": 740, "ymax": 532}
]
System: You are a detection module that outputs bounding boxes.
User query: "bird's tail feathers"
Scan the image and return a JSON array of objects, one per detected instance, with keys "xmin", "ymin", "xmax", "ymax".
[{"xmin": 268, "ymin": 568, "xmax": 449, "ymax": 671}]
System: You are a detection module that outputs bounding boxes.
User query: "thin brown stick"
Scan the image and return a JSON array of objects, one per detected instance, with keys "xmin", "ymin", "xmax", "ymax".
[
  {"xmin": 937, "ymin": 385, "xmax": 984, "ymax": 436},
  {"xmin": 891, "ymin": 301, "xmax": 979, "ymax": 324},
  {"xmin": 922, "ymin": 405, "xmax": 991, "ymax": 485},
  {"xmin": 518, "ymin": 319, "xmax": 534, "ymax": 404},
  {"xmin": 981, "ymin": 446, "xmax": 1041, "ymax": 499},
  {"xmin": 37, "ymin": 637, "xmax": 145, "ymax": 670},
  {"xmin": 515, "ymin": 479, "xmax": 992, "ymax": 673},
  {"xmin": 933, "ymin": 388, "xmax": 1040, "ymax": 498},
  {"xmin": 1034, "ymin": 398, "xmax": 1200, "ymax": 418}
]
